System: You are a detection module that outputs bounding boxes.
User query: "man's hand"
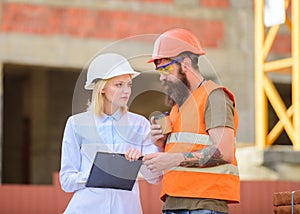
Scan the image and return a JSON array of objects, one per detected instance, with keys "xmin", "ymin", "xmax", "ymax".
[
  {"xmin": 150, "ymin": 116, "xmax": 167, "ymax": 149},
  {"xmin": 143, "ymin": 152, "xmax": 185, "ymax": 173}
]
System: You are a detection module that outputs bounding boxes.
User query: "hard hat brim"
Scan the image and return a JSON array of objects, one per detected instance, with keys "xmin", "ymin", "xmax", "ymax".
[
  {"xmin": 84, "ymin": 71, "xmax": 140, "ymax": 90},
  {"xmin": 147, "ymin": 58, "xmax": 155, "ymax": 63}
]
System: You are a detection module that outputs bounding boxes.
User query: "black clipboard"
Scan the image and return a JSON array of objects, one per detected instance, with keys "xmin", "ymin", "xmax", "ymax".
[{"xmin": 85, "ymin": 152, "xmax": 143, "ymax": 191}]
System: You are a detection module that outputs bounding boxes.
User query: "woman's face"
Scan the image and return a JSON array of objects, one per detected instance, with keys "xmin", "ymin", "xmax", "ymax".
[{"xmin": 102, "ymin": 74, "xmax": 132, "ymax": 111}]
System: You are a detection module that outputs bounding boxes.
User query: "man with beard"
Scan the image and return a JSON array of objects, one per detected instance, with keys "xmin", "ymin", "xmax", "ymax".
[{"xmin": 143, "ymin": 28, "xmax": 240, "ymax": 214}]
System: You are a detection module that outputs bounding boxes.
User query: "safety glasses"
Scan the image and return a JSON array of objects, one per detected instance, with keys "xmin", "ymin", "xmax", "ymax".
[{"xmin": 155, "ymin": 58, "xmax": 184, "ymax": 75}]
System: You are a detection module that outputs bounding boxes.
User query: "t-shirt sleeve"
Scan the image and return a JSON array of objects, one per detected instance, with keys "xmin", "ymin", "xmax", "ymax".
[{"xmin": 204, "ymin": 88, "xmax": 234, "ymax": 131}]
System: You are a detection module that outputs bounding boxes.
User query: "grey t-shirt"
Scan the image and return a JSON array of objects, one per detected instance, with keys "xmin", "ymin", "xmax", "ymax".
[{"xmin": 205, "ymin": 88, "xmax": 234, "ymax": 131}]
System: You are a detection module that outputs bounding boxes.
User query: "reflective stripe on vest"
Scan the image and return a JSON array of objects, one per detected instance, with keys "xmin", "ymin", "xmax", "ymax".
[
  {"xmin": 167, "ymin": 132, "xmax": 213, "ymax": 145},
  {"xmin": 170, "ymin": 164, "xmax": 239, "ymax": 176},
  {"xmin": 167, "ymin": 132, "xmax": 237, "ymax": 147}
]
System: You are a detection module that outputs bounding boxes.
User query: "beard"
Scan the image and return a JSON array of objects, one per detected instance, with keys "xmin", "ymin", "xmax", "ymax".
[{"xmin": 162, "ymin": 67, "xmax": 191, "ymax": 107}]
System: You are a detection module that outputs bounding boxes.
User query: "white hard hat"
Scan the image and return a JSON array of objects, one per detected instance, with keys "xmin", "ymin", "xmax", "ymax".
[{"xmin": 85, "ymin": 53, "xmax": 140, "ymax": 90}]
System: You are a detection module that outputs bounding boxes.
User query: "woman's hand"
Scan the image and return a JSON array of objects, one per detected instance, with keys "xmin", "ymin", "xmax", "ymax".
[{"xmin": 125, "ymin": 148, "xmax": 142, "ymax": 162}]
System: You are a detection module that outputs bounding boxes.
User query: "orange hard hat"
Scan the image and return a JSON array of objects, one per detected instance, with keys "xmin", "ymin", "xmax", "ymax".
[{"xmin": 147, "ymin": 28, "xmax": 205, "ymax": 63}]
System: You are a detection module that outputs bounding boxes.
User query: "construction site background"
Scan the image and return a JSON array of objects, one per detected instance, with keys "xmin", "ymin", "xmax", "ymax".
[{"xmin": 0, "ymin": 0, "xmax": 299, "ymax": 213}]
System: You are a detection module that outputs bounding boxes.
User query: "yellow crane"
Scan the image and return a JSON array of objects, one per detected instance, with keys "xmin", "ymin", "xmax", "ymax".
[{"xmin": 254, "ymin": 0, "xmax": 300, "ymax": 151}]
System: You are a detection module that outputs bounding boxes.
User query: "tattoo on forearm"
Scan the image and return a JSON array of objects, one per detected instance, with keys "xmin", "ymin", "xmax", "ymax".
[{"xmin": 179, "ymin": 146, "xmax": 228, "ymax": 168}]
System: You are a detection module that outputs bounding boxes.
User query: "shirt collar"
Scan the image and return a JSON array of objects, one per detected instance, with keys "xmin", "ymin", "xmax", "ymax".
[{"xmin": 98, "ymin": 109, "xmax": 123, "ymax": 122}]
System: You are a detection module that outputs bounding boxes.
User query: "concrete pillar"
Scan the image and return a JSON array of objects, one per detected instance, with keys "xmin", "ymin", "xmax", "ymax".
[{"xmin": 30, "ymin": 69, "xmax": 49, "ymax": 184}]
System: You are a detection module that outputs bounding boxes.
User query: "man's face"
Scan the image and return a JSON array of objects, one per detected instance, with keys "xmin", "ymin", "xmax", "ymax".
[{"xmin": 155, "ymin": 58, "xmax": 191, "ymax": 106}]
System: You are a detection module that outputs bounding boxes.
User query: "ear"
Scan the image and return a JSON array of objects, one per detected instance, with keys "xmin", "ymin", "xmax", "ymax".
[
  {"xmin": 183, "ymin": 57, "xmax": 192, "ymax": 66},
  {"xmin": 101, "ymin": 89, "xmax": 105, "ymax": 94},
  {"xmin": 181, "ymin": 57, "xmax": 192, "ymax": 71}
]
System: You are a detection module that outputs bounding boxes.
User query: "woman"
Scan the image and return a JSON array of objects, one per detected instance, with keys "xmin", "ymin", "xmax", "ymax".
[{"xmin": 59, "ymin": 53, "xmax": 161, "ymax": 214}]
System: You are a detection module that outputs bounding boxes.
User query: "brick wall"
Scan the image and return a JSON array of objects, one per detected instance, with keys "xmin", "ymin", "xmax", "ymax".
[
  {"xmin": 1, "ymin": 173, "xmax": 300, "ymax": 214},
  {"xmin": 1, "ymin": 2, "xmax": 224, "ymax": 48}
]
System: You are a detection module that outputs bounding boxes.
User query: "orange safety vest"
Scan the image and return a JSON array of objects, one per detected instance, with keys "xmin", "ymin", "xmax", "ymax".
[{"xmin": 161, "ymin": 80, "xmax": 240, "ymax": 203}]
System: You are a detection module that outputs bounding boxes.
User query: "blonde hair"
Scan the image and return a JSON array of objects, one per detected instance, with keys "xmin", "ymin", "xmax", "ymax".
[{"xmin": 87, "ymin": 79, "xmax": 127, "ymax": 117}]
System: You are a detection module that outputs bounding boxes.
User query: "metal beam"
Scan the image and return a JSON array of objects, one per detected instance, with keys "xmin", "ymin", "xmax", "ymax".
[
  {"xmin": 292, "ymin": 0, "xmax": 300, "ymax": 150},
  {"xmin": 255, "ymin": 0, "xmax": 268, "ymax": 149},
  {"xmin": 254, "ymin": 0, "xmax": 300, "ymax": 151}
]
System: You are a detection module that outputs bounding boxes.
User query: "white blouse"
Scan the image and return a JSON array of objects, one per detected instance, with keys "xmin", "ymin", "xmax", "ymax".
[{"xmin": 59, "ymin": 110, "xmax": 161, "ymax": 214}]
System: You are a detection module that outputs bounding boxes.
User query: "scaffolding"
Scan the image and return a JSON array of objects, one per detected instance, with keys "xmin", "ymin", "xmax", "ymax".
[{"xmin": 254, "ymin": 0, "xmax": 300, "ymax": 151}]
